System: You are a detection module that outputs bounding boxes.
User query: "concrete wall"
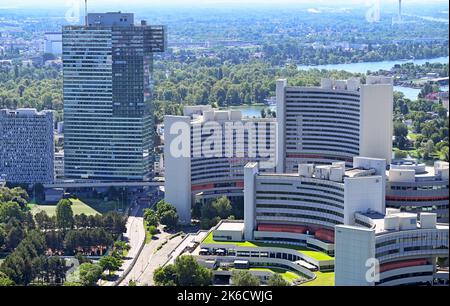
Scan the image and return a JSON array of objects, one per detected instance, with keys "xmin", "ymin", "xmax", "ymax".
[
  {"xmin": 359, "ymin": 82, "xmax": 393, "ymax": 164},
  {"xmin": 164, "ymin": 115, "xmax": 192, "ymax": 224},
  {"xmin": 244, "ymin": 163, "xmax": 259, "ymax": 240},
  {"xmin": 276, "ymin": 79, "xmax": 287, "ymax": 173},
  {"xmin": 344, "ymin": 176, "xmax": 384, "ymax": 225},
  {"xmin": 335, "ymin": 225, "xmax": 376, "ymax": 286}
]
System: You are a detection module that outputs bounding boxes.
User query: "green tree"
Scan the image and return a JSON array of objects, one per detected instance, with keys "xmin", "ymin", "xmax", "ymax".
[
  {"xmin": 211, "ymin": 196, "xmax": 232, "ymax": 219},
  {"xmin": 153, "ymin": 255, "xmax": 212, "ymax": 286},
  {"xmin": 148, "ymin": 225, "xmax": 158, "ymax": 236},
  {"xmin": 0, "ymin": 272, "xmax": 14, "ymax": 286},
  {"xmin": 160, "ymin": 209, "xmax": 179, "ymax": 229},
  {"xmin": 174, "ymin": 255, "xmax": 212, "ymax": 286},
  {"xmin": 78, "ymin": 263, "xmax": 103, "ymax": 286},
  {"xmin": 231, "ymin": 270, "xmax": 260, "ymax": 286},
  {"xmin": 0, "ymin": 201, "xmax": 24, "ymax": 223},
  {"xmin": 144, "ymin": 208, "xmax": 160, "ymax": 227},
  {"xmin": 395, "ymin": 150, "xmax": 408, "ymax": 159},
  {"xmin": 55, "ymin": 199, "xmax": 74, "ymax": 230},
  {"xmin": 267, "ymin": 273, "xmax": 289, "ymax": 286},
  {"xmin": 154, "ymin": 264, "xmax": 177, "ymax": 286},
  {"xmin": 98, "ymin": 256, "xmax": 122, "ymax": 276}
]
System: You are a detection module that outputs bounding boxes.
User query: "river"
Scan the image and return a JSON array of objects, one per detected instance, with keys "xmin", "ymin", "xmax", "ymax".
[
  {"xmin": 297, "ymin": 56, "xmax": 449, "ymax": 74},
  {"xmin": 234, "ymin": 57, "xmax": 449, "ymax": 117}
]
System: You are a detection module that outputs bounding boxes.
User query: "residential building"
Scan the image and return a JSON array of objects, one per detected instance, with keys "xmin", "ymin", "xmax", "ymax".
[
  {"xmin": 63, "ymin": 12, "xmax": 166, "ymax": 181},
  {"xmin": 0, "ymin": 108, "xmax": 54, "ymax": 184}
]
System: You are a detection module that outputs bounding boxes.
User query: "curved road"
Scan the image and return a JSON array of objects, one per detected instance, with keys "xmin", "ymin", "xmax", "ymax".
[{"xmin": 101, "ymin": 204, "xmax": 146, "ymax": 286}]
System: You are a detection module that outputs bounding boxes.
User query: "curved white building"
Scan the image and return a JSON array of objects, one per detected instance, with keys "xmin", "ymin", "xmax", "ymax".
[
  {"xmin": 276, "ymin": 76, "xmax": 393, "ymax": 173},
  {"xmin": 244, "ymin": 156, "xmax": 387, "ymax": 253},
  {"xmin": 386, "ymin": 160, "xmax": 449, "ymax": 222},
  {"xmin": 164, "ymin": 106, "xmax": 276, "ymax": 223},
  {"xmin": 336, "ymin": 210, "xmax": 449, "ymax": 286}
]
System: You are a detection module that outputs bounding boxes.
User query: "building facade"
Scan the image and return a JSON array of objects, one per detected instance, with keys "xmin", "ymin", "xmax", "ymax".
[
  {"xmin": 63, "ymin": 12, "xmax": 166, "ymax": 181},
  {"xmin": 276, "ymin": 76, "xmax": 393, "ymax": 173},
  {"xmin": 386, "ymin": 160, "xmax": 449, "ymax": 222},
  {"xmin": 164, "ymin": 106, "xmax": 277, "ymax": 224},
  {"xmin": 335, "ymin": 210, "xmax": 449, "ymax": 286},
  {"xmin": 244, "ymin": 157, "xmax": 386, "ymax": 250},
  {"xmin": 0, "ymin": 108, "xmax": 54, "ymax": 184}
]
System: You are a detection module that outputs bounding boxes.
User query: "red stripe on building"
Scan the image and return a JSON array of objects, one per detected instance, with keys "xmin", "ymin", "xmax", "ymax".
[
  {"xmin": 386, "ymin": 196, "xmax": 449, "ymax": 202},
  {"xmin": 191, "ymin": 184, "xmax": 215, "ymax": 191},
  {"xmin": 380, "ymin": 259, "xmax": 428, "ymax": 273},
  {"xmin": 286, "ymin": 154, "xmax": 352, "ymax": 162},
  {"xmin": 257, "ymin": 224, "xmax": 308, "ymax": 234}
]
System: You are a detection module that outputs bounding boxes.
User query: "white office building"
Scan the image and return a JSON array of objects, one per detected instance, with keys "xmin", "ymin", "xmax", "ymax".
[
  {"xmin": 44, "ymin": 32, "xmax": 62, "ymax": 55},
  {"xmin": 386, "ymin": 159, "xmax": 449, "ymax": 222},
  {"xmin": 276, "ymin": 76, "xmax": 393, "ymax": 173},
  {"xmin": 335, "ymin": 210, "xmax": 449, "ymax": 286},
  {"xmin": 164, "ymin": 106, "xmax": 277, "ymax": 224},
  {"xmin": 243, "ymin": 156, "xmax": 387, "ymax": 249}
]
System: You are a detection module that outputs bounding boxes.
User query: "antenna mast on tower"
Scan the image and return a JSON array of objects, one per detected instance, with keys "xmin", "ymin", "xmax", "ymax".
[{"xmin": 85, "ymin": 0, "xmax": 88, "ymax": 26}]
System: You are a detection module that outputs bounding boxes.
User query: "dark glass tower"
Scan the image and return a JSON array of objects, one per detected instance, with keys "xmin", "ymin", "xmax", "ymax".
[{"xmin": 63, "ymin": 12, "xmax": 166, "ymax": 180}]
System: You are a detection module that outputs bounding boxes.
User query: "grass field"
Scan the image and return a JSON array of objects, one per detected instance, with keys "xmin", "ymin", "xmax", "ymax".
[
  {"xmin": 249, "ymin": 267, "xmax": 305, "ymax": 283},
  {"xmin": 30, "ymin": 199, "xmax": 101, "ymax": 217},
  {"xmin": 202, "ymin": 232, "xmax": 334, "ymax": 261},
  {"xmin": 300, "ymin": 271, "xmax": 335, "ymax": 286}
]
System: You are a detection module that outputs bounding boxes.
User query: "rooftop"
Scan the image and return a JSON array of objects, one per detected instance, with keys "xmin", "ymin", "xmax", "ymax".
[{"xmin": 216, "ymin": 221, "xmax": 245, "ymax": 232}]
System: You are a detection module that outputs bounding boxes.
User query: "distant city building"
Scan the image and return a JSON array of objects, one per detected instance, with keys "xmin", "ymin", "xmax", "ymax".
[
  {"xmin": 54, "ymin": 151, "xmax": 64, "ymax": 180},
  {"xmin": 44, "ymin": 32, "xmax": 62, "ymax": 55},
  {"xmin": 63, "ymin": 12, "xmax": 166, "ymax": 181},
  {"xmin": 276, "ymin": 76, "xmax": 393, "ymax": 173},
  {"xmin": 164, "ymin": 106, "xmax": 276, "ymax": 224},
  {"xmin": 386, "ymin": 159, "xmax": 449, "ymax": 222},
  {"xmin": 0, "ymin": 108, "xmax": 54, "ymax": 184}
]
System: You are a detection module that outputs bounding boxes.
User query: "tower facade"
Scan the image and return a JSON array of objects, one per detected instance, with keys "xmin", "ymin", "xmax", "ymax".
[{"xmin": 63, "ymin": 12, "xmax": 166, "ymax": 180}]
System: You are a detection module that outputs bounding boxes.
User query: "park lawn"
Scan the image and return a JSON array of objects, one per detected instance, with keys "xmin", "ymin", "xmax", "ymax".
[
  {"xmin": 30, "ymin": 199, "xmax": 101, "ymax": 217},
  {"xmin": 77, "ymin": 197, "xmax": 122, "ymax": 214},
  {"xmin": 300, "ymin": 271, "xmax": 335, "ymax": 286},
  {"xmin": 202, "ymin": 232, "xmax": 334, "ymax": 262}
]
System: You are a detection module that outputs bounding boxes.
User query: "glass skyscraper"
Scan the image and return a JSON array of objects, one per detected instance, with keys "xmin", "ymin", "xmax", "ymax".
[{"xmin": 63, "ymin": 12, "xmax": 166, "ymax": 181}]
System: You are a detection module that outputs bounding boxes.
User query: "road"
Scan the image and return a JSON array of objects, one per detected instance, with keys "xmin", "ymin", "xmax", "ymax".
[
  {"xmin": 100, "ymin": 203, "xmax": 146, "ymax": 286},
  {"xmin": 120, "ymin": 228, "xmax": 183, "ymax": 286}
]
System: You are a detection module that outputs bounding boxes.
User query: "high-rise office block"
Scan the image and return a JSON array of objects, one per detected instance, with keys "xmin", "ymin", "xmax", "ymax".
[
  {"xmin": 0, "ymin": 108, "xmax": 54, "ymax": 184},
  {"xmin": 63, "ymin": 12, "xmax": 166, "ymax": 180},
  {"xmin": 276, "ymin": 76, "xmax": 393, "ymax": 173}
]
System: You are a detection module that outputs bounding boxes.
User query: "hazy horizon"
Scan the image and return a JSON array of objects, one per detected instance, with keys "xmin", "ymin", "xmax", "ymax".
[{"xmin": 0, "ymin": 0, "xmax": 448, "ymax": 10}]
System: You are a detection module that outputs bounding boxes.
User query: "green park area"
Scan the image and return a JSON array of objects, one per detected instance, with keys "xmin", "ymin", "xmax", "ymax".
[
  {"xmin": 202, "ymin": 232, "xmax": 334, "ymax": 262},
  {"xmin": 28, "ymin": 198, "xmax": 108, "ymax": 217},
  {"xmin": 300, "ymin": 271, "xmax": 335, "ymax": 286}
]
